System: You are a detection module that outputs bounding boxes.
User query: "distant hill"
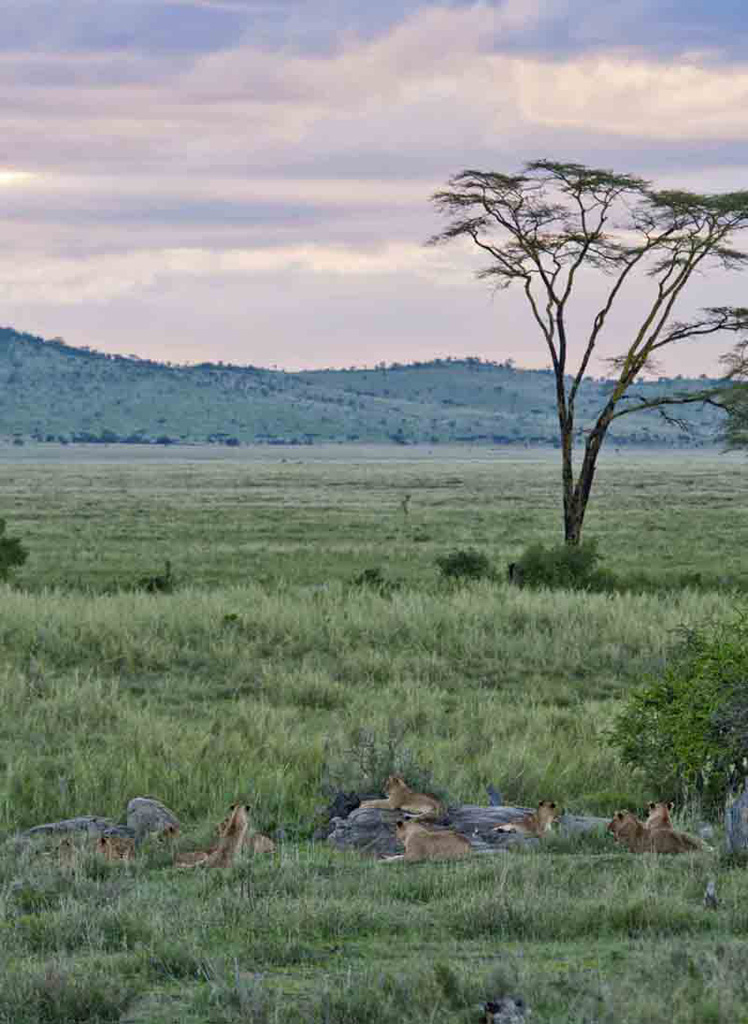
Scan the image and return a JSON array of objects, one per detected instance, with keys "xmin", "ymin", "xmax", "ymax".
[{"xmin": 0, "ymin": 326, "xmax": 726, "ymax": 447}]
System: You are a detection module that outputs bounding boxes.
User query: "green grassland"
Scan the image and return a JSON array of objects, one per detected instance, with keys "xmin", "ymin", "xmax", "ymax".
[{"xmin": 1, "ymin": 445, "xmax": 748, "ymax": 1022}]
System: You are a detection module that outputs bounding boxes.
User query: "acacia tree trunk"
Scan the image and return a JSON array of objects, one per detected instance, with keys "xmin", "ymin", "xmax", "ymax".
[
  {"xmin": 561, "ymin": 409, "xmax": 615, "ymax": 546},
  {"xmin": 560, "ymin": 413, "xmax": 580, "ymax": 545}
]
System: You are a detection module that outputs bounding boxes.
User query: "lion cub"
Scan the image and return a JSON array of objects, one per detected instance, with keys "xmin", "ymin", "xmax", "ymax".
[
  {"xmin": 175, "ymin": 803, "xmax": 249, "ymax": 869},
  {"xmin": 644, "ymin": 800, "xmax": 708, "ymax": 851},
  {"xmin": 58, "ymin": 837, "xmax": 79, "ymax": 873},
  {"xmin": 607, "ymin": 811, "xmax": 702, "ymax": 853},
  {"xmin": 204, "ymin": 802, "xmax": 249, "ymax": 868},
  {"xmin": 493, "ymin": 800, "xmax": 560, "ymax": 837},
  {"xmin": 216, "ymin": 807, "xmax": 276, "ymax": 853},
  {"xmin": 384, "ymin": 819, "xmax": 471, "ymax": 863},
  {"xmin": 644, "ymin": 801, "xmax": 675, "ymax": 830},
  {"xmin": 97, "ymin": 835, "xmax": 135, "ymax": 862},
  {"xmin": 247, "ymin": 833, "xmax": 276, "ymax": 853},
  {"xmin": 174, "ymin": 848, "xmax": 212, "ymax": 868},
  {"xmin": 359, "ymin": 776, "xmax": 444, "ymax": 821}
]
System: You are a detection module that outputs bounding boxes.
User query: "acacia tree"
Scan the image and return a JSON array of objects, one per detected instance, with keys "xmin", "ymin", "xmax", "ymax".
[{"xmin": 429, "ymin": 160, "xmax": 748, "ymax": 544}]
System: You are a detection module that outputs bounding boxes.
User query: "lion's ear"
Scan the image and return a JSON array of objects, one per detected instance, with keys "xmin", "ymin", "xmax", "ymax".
[
  {"xmin": 648, "ymin": 802, "xmax": 656, "ymax": 811},
  {"xmin": 667, "ymin": 801, "xmax": 675, "ymax": 811}
]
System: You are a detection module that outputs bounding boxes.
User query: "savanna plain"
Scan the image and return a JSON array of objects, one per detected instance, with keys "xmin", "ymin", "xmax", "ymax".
[{"xmin": 1, "ymin": 444, "xmax": 748, "ymax": 1023}]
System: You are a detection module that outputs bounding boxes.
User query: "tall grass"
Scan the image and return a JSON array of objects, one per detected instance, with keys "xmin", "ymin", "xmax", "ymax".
[
  {"xmin": 0, "ymin": 581, "xmax": 740, "ymax": 831},
  {"xmin": 1, "ymin": 447, "xmax": 748, "ymax": 1022}
]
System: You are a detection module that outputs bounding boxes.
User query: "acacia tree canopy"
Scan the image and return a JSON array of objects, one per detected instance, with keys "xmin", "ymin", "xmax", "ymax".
[{"xmin": 429, "ymin": 159, "xmax": 748, "ymax": 544}]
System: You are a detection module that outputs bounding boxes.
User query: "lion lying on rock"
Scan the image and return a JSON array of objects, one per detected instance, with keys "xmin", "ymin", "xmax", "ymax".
[
  {"xmin": 359, "ymin": 776, "xmax": 445, "ymax": 821},
  {"xmin": 382, "ymin": 819, "xmax": 471, "ymax": 862},
  {"xmin": 493, "ymin": 800, "xmax": 560, "ymax": 837}
]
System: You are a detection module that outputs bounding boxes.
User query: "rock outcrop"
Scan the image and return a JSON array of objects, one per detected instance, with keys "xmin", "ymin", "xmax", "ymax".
[
  {"xmin": 327, "ymin": 804, "xmax": 608, "ymax": 858},
  {"xmin": 19, "ymin": 815, "xmax": 117, "ymax": 840},
  {"xmin": 126, "ymin": 796, "xmax": 180, "ymax": 839}
]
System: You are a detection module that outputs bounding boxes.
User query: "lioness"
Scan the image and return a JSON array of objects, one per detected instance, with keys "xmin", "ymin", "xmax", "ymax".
[
  {"xmin": 383, "ymin": 819, "xmax": 471, "ymax": 862},
  {"xmin": 493, "ymin": 800, "xmax": 560, "ymax": 837},
  {"xmin": 607, "ymin": 811, "xmax": 702, "ymax": 853},
  {"xmin": 359, "ymin": 776, "xmax": 444, "ymax": 820}
]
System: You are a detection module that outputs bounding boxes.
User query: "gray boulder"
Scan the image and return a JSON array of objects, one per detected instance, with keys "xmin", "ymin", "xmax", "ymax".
[
  {"xmin": 126, "ymin": 796, "xmax": 180, "ymax": 839},
  {"xmin": 18, "ymin": 815, "xmax": 116, "ymax": 840}
]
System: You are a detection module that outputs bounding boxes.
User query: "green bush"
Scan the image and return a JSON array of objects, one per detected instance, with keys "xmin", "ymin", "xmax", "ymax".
[
  {"xmin": 608, "ymin": 613, "xmax": 748, "ymax": 811},
  {"xmin": 351, "ymin": 567, "xmax": 398, "ymax": 595},
  {"xmin": 0, "ymin": 518, "xmax": 28, "ymax": 582},
  {"xmin": 320, "ymin": 720, "xmax": 440, "ymax": 801},
  {"xmin": 512, "ymin": 538, "xmax": 603, "ymax": 590},
  {"xmin": 0, "ymin": 960, "xmax": 134, "ymax": 1023},
  {"xmin": 435, "ymin": 548, "xmax": 494, "ymax": 583}
]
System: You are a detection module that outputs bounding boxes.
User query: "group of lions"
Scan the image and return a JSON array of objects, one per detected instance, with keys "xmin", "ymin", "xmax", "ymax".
[
  {"xmin": 360, "ymin": 776, "xmax": 708, "ymax": 862},
  {"xmin": 607, "ymin": 800, "xmax": 707, "ymax": 853},
  {"xmin": 55, "ymin": 802, "xmax": 276, "ymax": 871},
  {"xmin": 359, "ymin": 776, "xmax": 563, "ymax": 863},
  {"xmin": 53, "ymin": 780, "xmax": 707, "ymax": 872},
  {"xmin": 173, "ymin": 803, "xmax": 276, "ymax": 868}
]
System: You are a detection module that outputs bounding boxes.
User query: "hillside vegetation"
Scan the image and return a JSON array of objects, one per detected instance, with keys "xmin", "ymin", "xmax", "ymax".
[{"xmin": 0, "ymin": 325, "xmax": 725, "ymax": 446}]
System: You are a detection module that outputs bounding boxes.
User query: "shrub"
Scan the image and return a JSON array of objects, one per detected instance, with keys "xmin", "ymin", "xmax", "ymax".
[
  {"xmin": 0, "ymin": 960, "xmax": 134, "ymax": 1023},
  {"xmin": 350, "ymin": 567, "xmax": 398, "ymax": 595},
  {"xmin": 320, "ymin": 720, "xmax": 439, "ymax": 801},
  {"xmin": 435, "ymin": 548, "xmax": 494, "ymax": 583},
  {"xmin": 0, "ymin": 518, "xmax": 28, "ymax": 582},
  {"xmin": 608, "ymin": 613, "xmax": 748, "ymax": 812},
  {"xmin": 512, "ymin": 538, "xmax": 603, "ymax": 590}
]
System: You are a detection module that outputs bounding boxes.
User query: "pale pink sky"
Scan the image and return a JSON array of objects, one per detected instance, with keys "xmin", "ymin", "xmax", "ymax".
[{"xmin": 1, "ymin": 1, "xmax": 747, "ymax": 375}]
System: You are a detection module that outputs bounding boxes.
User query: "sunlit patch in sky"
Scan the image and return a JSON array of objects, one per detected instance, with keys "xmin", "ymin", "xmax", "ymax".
[{"xmin": 0, "ymin": 170, "xmax": 36, "ymax": 186}]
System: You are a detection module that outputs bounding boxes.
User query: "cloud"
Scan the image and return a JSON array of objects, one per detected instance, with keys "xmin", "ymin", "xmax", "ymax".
[
  {"xmin": 5, "ymin": 5, "xmax": 748, "ymax": 183},
  {"xmin": 1, "ymin": 1, "xmax": 748, "ymax": 375},
  {"xmin": 0, "ymin": 239, "xmax": 470, "ymax": 309},
  {"xmin": 515, "ymin": 56, "xmax": 748, "ymax": 139},
  {"xmin": 0, "ymin": 0, "xmax": 246, "ymax": 55}
]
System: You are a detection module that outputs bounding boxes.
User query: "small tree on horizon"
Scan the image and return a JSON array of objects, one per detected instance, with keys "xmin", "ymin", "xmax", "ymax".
[
  {"xmin": 717, "ymin": 340, "xmax": 748, "ymax": 450},
  {"xmin": 429, "ymin": 160, "xmax": 748, "ymax": 544}
]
